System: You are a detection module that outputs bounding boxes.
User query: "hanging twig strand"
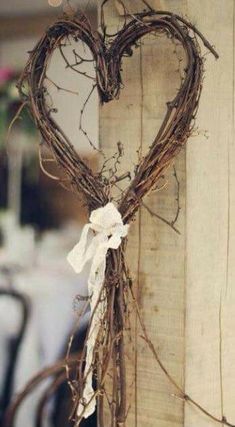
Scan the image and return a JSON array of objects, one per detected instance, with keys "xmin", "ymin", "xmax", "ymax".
[{"xmin": 17, "ymin": 7, "xmax": 219, "ymax": 427}]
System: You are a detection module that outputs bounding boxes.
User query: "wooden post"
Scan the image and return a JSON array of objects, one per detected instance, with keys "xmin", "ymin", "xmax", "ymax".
[
  {"xmin": 100, "ymin": 1, "xmax": 235, "ymax": 426},
  {"xmin": 185, "ymin": 1, "xmax": 235, "ymax": 426},
  {"xmin": 100, "ymin": 1, "xmax": 186, "ymax": 426}
]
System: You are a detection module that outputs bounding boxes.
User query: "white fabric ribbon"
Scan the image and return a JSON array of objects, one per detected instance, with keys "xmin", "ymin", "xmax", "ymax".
[{"xmin": 67, "ymin": 202, "xmax": 129, "ymax": 419}]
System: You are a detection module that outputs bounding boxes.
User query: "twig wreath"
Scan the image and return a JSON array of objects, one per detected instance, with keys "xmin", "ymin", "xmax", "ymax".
[{"xmin": 15, "ymin": 3, "xmax": 234, "ymax": 427}]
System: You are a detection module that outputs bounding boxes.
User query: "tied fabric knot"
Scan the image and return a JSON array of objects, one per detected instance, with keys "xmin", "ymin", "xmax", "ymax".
[{"xmin": 67, "ymin": 202, "xmax": 129, "ymax": 419}]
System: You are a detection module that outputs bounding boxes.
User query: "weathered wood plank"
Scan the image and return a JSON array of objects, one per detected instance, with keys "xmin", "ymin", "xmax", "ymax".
[
  {"xmin": 99, "ymin": 1, "xmax": 187, "ymax": 425},
  {"xmin": 185, "ymin": 1, "xmax": 235, "ymax": 426}
]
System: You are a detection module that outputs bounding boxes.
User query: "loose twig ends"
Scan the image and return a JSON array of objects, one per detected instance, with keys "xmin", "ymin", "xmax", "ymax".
[{"xmin": 16, "ymin": 6, "xmax": 220, "ymax": 427}]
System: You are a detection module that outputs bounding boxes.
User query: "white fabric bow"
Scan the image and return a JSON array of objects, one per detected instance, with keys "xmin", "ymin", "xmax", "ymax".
[{"xmin": 67, "ymin": 202, "xmax": 129, "ymax": 419}]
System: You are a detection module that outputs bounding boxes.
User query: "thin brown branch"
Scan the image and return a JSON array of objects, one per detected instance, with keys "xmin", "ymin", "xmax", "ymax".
[
  {"xmin": 142, "ymin": 198, "xmax": 181, "ymax": 234},
  {"xmin": 129, "ymin": 287, "xmax": 235, "ymax": 427},
  {"xmin": 6, "ymin": 100, "xmax": 28, "ymax": 145},
  {"xmin": 59, "ymin": 45, "xmax": 96, "ymax": 81},
  {"xmin": 46, "ymin": 76, "xmax": 79, "ymax": 95},
  {"xmin": 172, "ymin": 165, "xmax": 181, "ymax": 226},
  {"xmin": 79, "ymin": 83, "xmax": 105, "ymax": 155}
]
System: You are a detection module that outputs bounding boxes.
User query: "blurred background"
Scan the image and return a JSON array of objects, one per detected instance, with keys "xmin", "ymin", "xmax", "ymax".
[{"xmin": 0, "ymin": 1, "xmax": 98, "ymax": 426}]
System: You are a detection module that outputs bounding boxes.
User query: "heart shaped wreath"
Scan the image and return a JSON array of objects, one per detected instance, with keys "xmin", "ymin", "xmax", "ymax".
[{"xmin": 16, "ymin": 6, "xmax": 225, "ymax": 427}]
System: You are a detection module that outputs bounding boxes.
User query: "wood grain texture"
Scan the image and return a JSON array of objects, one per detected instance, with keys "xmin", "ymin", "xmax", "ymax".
[
  {"xmin": 100, "ymin": 1, "xmax": 235, "ymax": 426},
  {"xmin": 100, "ymin": 1, "xmax": 187, "ymax": 426},
  {"xmin": 185, "ymin": 1, "xmax": 235, "ymax": 426}
]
